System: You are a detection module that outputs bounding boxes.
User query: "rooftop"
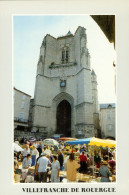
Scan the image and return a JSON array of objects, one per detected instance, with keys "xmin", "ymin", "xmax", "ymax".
[
  {"xmin": 14, "ymin": 87, "xmax": 31, "ymax": 97},
  {"xmin": 57, "ymin": 30, "xmax": 73, "ymax": 39},
  {"xmin": 100, "ymin": 103, "xmax": 115, "ymax": 109}
]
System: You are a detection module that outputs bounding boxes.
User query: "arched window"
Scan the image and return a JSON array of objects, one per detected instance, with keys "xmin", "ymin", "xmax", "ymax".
[
  {"xmin": 66, "ymin": 48, "xmax": 69, "ymax": 63},
  {"xmin": 62, "ymin": 49, "xmax": 65, "ymax": 63},
  {"xmin": 61, "ymin": 47, "xmax": 69, "ymax": 64}
]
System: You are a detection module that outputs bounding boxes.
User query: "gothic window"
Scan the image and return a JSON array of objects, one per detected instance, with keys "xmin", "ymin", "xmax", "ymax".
[
  {"xmin": 66, "ymin": 48, "xmax": 69, "ymax": 63},
  {"xmin": 62, "ymin": 49, "xmax": 65, "ymax": 63},
  {"xmin": 61, "ymin": 47, "xmax": 69, "ymax": 64}
]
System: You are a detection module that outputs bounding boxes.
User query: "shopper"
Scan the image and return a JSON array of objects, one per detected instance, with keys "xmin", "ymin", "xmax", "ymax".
[
  {"xmin": 67, "ymin": 153, "xmax": 80, "ymax": 182},
  {"xmin": 22, "ymin": 154, "xmax": 32, "ymax": 182},
  {"xmin": 35, "ymin": 153, "xmax": 51, "ymax": 182},
  {"xmin": 21, "ymin": 144, "xmax": 30, "ymax": 160},
  {"xmin": 99, "ymin": 156, "xmax": 112, "ymax": 182},
  {"xmin": 57, "ymin": 150, "xmax": 64, "ymax": 182},
  {"xmin": 51, "ymin": 155, "xmax": 60, "ymax": 182},
  {"xmin": 31, "ymin": 145, "xmax": 39, "ymax": 166},
  {"xmin": 79, "ymin": 151, "xmax": 88, "ymax": 173}
]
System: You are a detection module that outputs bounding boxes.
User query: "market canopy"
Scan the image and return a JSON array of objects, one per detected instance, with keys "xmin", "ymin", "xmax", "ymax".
[
  {"xmin": 66, "ymin": 137, "xmax": 116, "ymax": 148},
  {"xmin": 65, "ymin": 138, "xmax": 92, "ymax": 145},
  {"xmin": 58, "ymin": 137, "xmax": 77, "ymax": 141},
  {"xmin": 42, "ymin": 138, "xmax": 59, "ymax": 146},
  {"xmin": 14, "ymin": 143, "xmax": 24, "ymax": 152},
  {"xmin": 88, "ymin": 137, "xmax": 116, "ymax": 148}
]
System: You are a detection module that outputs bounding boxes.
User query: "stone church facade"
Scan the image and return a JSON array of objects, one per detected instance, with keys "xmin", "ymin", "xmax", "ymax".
[{"xmin": 31, "ymin": 26, "xmax": 99, "ymax": 138}]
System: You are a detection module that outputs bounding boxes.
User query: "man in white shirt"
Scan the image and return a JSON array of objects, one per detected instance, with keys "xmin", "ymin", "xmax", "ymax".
[
  {"xmin": 35, "ymin": 153, "xmax": 51, "ymax": 182},
  {"xmin": 22, "ymin": 145, "xmax": 30, "ymax": 159}
]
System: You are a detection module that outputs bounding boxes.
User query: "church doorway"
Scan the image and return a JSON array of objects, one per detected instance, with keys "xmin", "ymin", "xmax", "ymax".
[{"xmin": 56, "ymin": 100, "xmax": 71, "ymax": 137}]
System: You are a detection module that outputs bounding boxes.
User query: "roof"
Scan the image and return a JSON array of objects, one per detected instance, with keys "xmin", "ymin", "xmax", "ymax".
[
  {"xmin": 67, "ymin": 30, "xmax": 72, "ymax": 35},
  {"xmin": 100, "ymin": 103, "xmax": 115, "ymax": 109},
  {"xmin": 91, "ymin": 69, "xmax": 96, "ymax": 75},
  {"xmin": 14, "ymin": 87, "xmax": 31, "ymax": 97},
  {"xmin": 44, "ymin": 26, "xmax": 85, "ymax": 41},
  {"xmin": 57, "ymin": 32, "xmax": 73, "ymax": 39}
]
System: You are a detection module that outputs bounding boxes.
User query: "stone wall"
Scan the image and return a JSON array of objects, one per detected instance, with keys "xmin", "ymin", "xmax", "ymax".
[
  {"xmin": 14, "ymin": 88, "xmax": 31, "ymax": 122},
  {"xmin": 32, "ymin": 26, "xmax": 96, "ymax": 138},
  {"xmin": 100, "ymin": 106, "xmax": 115, "ymax": 139}
]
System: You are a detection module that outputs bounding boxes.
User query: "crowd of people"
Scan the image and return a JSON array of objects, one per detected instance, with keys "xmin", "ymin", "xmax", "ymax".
[{"xmin": 14, "ymin": 137, "xmax": 116, "ymax": 183}]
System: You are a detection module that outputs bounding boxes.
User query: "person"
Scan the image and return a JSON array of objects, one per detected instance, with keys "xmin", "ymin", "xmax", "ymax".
[
  {"xmin": 79, "ymin": 151, "xmax": 88, "ymax": 173},
  {"xmin": 110, "ymin": 147, "xmax": 116, "ymax": 160},
  {"xmin": 44, "ymin": 146, "xmax": 51, "ymax": 156},
  {"xmin": 108, "ymin": 157, "xmax": 116, "ymax": 173},
  {"xmin": 33, "ymin": 140, "xmax": 38, "ymax": 148},
  {"xmin": 65, "ymin": 144, "xmax": 70, "ymax": 151},
  {"xmin": 14, "ymin": 159, "xmax": 20, "ymax": 183},
  {"xmin": 15, "ymin": 139, "xmax": 19, "ymax": 145},
  {"xmin": 37, "ymin": 142, "xmax": 43, "ymax": 156},
  {"xmin": 67, "ymin": 153, "xmax": 80, "ymax": 182},
  {"xmin": 74, "ymin": 147, "xmax": 79, "ymax": 153},
  {"xmin": 34, "ymin": 156, "xmax": 40, "ymax": 182},
  {"xmin": 26, "ymin": 139, "xmax": 30, "ymax": 146},
  {"xmin": 53, "ymin": 144, "xmax": 59, "ymax": 152},
  {"xmin": 99, "ymin": 156, "xmax": 112, "ymax": 182},
  {"xmin": 57, "ymin": 150, "xmax": 64, "ymax": 182},
  {"xmin": 46, "ymin": 154, "xmax": 52, "ymax": 182},
  {"xmin": 94, "ymin": 152, "xmax": 101, "ymax": 168},
  {"xmin": 35, "ymin": 152, "xmax": 51, "ymax": 182},
  {"xmin": 21, "ymin": 154, "xmax": 32, "ymax": 182},
  {"xmin": 80, "ymin": 146, "xmax": 85, "ymax": 153},
  {"xmin": 51, "ymin": 155, "xmax": 60, "ymax": 182},
  {"xmin": 31, "ymin": 145, "xmax": 39, "ymax": 166},
  {"xmin": 64, "ymin": 154, "xmax": 70, "ymax": 171},
  {"xmin": 60, "ymin": 143, "xmax": 64, "ymax": 150},
  {"xmin": 21, "ymin": 144, "xmax": 30, "ymax": 160}
]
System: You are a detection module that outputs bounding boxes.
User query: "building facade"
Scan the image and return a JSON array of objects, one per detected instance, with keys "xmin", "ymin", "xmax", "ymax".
[
  {"xmin": 14, "ymin": 88, "xmax": 31, "ymax": 133},
  {"xmin": 31, "ymin": 26, "xmax": 99, "ymax": 138},
  {"xmin": 99, "ymin": 103, "xmax": 116, "ymax": 139}
]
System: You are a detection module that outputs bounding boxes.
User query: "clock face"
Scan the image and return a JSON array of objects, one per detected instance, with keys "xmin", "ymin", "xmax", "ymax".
[{"xmin": 60, "ymin": 80, "xmax": 66, "ymax": 87}]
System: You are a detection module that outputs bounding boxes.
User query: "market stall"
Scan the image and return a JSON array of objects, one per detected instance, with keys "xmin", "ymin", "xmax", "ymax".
[
  {"xmin": 66, "ymin": 137, "xmax": 116, "ymax": 148},
  {"xmin": 14, "ymin": 142, "xmax": 24, "ymax": 152},
  {"xmin": 66, "ymin": 137, "xmax": 116, "ymax": 180}
]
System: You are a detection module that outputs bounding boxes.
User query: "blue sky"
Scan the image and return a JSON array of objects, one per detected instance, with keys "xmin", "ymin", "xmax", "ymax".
[{"xmin": 13, "ymin": 15, "xmax": 116, "ymax": 103}]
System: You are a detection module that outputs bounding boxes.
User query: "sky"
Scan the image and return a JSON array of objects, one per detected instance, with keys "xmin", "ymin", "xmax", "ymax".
[{"xmin": 13, "ymin": 15, "xmax": 116, "ymax": 104}]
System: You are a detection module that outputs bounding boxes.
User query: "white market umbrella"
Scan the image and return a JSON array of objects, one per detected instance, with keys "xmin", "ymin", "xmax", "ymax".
[
  {"xmin": 14, "ymin": 143, "xmax": 24, "ymax": 152},
  {"xmin": 44, "ymin": 149, "xmax": 52, "ymax": 156},
  {"xmin": 42, "ymin": 138, "xmax": 59, "ymax": 146}
]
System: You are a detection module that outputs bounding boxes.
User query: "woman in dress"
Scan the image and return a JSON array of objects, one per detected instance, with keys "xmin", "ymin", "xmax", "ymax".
[{"xmin": 51, "ymin": 155, "xmax": 60, "ymax": 182}]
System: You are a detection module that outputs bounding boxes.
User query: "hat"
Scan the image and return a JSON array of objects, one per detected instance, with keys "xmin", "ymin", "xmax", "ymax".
[
  {"xmin": 40, "ymin": 152, "xmax": 46, "ymax": 156},
  {"xmin": 102, "ymin": 161, "xmax": 108, "ymax": 165}
]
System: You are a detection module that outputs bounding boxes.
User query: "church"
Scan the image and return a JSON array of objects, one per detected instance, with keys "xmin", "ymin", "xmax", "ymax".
[{"xmin": 31, "ymin": 26, "xmax": 100, "ymax": 138}]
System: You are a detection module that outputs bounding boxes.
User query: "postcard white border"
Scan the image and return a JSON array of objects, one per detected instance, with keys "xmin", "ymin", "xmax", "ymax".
[{"xmin": 0, "ymin": 0, "xmax": 129, "ymax": 195}]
